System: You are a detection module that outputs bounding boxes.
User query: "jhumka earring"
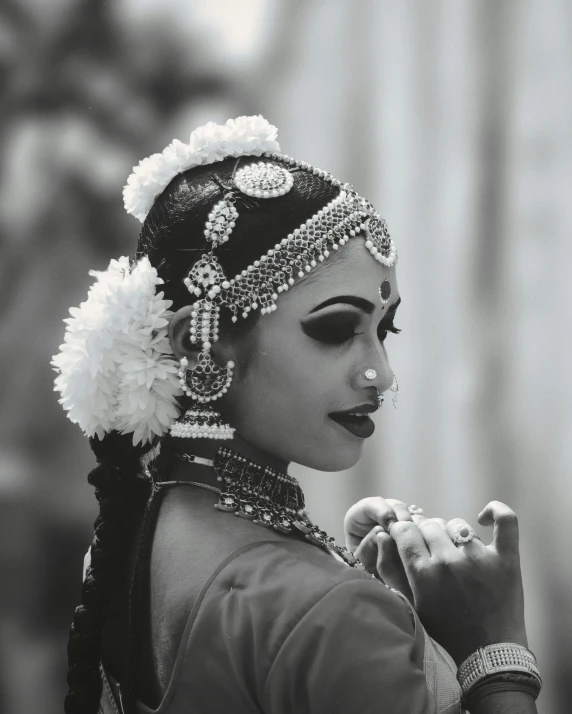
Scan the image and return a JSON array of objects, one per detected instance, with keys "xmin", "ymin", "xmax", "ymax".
[
  {"xmin": 169, "ymin": 195, "xmax": 238, "ymax": 439},
  {"xmin": 170, "ymin": 161, "xmax": 295, "ymax": 440}
]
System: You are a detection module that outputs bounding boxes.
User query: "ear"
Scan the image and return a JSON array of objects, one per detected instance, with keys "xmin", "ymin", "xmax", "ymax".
[{"xmin": 168, "ymin": 305, "xmax": 236, "ymax": 370}]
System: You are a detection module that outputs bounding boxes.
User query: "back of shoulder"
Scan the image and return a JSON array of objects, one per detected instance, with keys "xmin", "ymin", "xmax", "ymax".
[{"xmin": 200, "ymin": 540, "xmax": 434, "ymax": 714}]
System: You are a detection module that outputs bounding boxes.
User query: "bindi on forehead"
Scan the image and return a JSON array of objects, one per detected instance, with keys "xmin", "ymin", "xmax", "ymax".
[{"xmin": 379, "ymin": 279, "xmax": 392, "ymax": 308}]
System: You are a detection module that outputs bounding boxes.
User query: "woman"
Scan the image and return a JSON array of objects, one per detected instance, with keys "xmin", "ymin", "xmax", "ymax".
[{"xmin": 53, "ymin": 116, "xmax": 542, "ymax": 713}]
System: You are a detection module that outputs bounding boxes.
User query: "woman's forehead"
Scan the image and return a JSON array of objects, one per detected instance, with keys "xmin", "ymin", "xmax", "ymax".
[{"xmin": 288, "ymin": 238, "xmax": 399, "ymax": 309}]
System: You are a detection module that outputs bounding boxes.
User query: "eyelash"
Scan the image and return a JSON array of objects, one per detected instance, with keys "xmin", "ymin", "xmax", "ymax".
[{"xmin": 320, "ymin": 322, "xmax": 402, "ymax": 347}]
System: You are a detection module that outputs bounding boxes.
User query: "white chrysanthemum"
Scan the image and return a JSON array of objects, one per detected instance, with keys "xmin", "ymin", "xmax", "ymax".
[
  {"xmin": 123, "ymin": 115, "xmax": 280, "ymax": 223},
  {"xmin": 52, "ymin": 256, "xmax": 182, "ymax": 446}
]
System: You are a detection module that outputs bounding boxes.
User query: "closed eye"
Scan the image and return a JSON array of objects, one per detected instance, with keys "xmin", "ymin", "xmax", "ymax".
[
  {"xmin": 301, "ymin": 315, "xmax": 361, "ymax": 345},
  {"xmin": 301, "ymin": 313, "xmax": 401, "ymax": 347}
]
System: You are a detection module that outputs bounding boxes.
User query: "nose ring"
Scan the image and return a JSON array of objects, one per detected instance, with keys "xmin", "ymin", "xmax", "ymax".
[
  {"xmin": 377, "ymin": 391, "xmax": 385, "ymax": 408},
  {"xmin": 364, "ymin": 369, "xmax": 377, "ymax": 380}
]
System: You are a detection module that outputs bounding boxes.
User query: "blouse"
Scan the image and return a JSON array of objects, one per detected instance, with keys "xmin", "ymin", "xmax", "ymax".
[{"xmin": 98, "ymin": 485, "xmax": 463, "ymax": 713}]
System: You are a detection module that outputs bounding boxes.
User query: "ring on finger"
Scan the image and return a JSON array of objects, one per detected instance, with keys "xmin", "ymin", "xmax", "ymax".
[
  {"xmin": 452, "ymin": 524, "xmax": 477, "ymax": 545},
  {"xmin": 408, "ymin": 504, "xmax": 424, "ymax": 515}
]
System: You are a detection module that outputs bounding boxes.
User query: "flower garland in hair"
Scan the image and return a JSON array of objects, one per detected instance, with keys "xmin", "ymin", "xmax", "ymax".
[
  {"xmin": 123, "ymin": 115, "xmax": 281, "ymax": 222},
  {"xmin": 52, "ymin": 256, "xmax": 181, "ymax": 446}
]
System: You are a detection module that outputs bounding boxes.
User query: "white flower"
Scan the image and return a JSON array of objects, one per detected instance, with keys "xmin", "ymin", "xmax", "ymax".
[
  {"xmin": 52, "ymin": 256, "xmax": 182, "ymax": 446},
  {"xmin": 123, "ymin": 115, "xmax": 281, "ymax": 222}
]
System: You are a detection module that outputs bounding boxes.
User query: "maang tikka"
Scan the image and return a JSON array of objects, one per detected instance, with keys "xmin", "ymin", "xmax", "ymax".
[{"xmin": 170, "ymin": 162, "xmax": 295, "ymax": 440}]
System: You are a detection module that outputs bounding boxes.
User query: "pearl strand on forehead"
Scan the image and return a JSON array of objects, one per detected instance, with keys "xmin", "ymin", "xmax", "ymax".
[{"xmin": 187, "ymin": 152, "xmax": 398, "ymax": 324}]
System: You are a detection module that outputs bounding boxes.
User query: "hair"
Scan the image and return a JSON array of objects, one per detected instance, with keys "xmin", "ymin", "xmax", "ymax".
[{"xmin": 64, "ymin": 154, "xmax": 341, "ymax": 713}]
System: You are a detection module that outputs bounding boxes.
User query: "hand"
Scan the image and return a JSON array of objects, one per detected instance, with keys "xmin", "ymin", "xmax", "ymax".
[
  {"xmin": 344, "ymin": 497, "xmax": 414, "ymax": 553},
  {"xmin": 373, "ymin": 513, "xmax": 448, "ymax": 603},
  {"xmin": 388, "ymin": 501, "xmax": 529, "ymax": 666},
  {"xmin": 344, "ymin": 497, "xmax": 415, "ymax": 600}
]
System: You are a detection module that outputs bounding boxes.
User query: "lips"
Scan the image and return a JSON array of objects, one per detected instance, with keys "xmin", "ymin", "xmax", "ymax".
[{"xmin": 329, "ymin": 404, "xmax": 377, "ymax": 439}]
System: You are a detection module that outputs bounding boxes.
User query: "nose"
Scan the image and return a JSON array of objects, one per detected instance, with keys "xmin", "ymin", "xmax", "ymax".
[{"xmin": 353, "ymin": 344, "xmax": 394, "ymax": 395}]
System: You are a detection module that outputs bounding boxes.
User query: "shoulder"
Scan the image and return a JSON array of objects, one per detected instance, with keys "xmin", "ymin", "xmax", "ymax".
[
  {"xmin": 185, "ymin": 539, "xmax": 434, "ymax": 714},
  {"xmin": 149, "ymin": 491, "xmax": 436, "ymax": 713},
  {"xmin": 248, "ymin": 547, "xmax": 434, "ymax": 713}
]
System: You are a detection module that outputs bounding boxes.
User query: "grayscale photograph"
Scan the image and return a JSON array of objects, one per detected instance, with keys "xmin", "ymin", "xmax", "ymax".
[{"xmin": 0, "ymin": 1, "xmax": 570, "ymax": 712}]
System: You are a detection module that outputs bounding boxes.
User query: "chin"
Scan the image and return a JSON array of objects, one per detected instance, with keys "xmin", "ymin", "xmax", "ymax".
[{"xmin": 299, "ymin": 440, "xmax": 365, "ymax": 473}]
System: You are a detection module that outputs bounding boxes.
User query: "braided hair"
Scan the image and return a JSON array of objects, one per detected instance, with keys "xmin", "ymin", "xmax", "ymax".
[
  {"xmin": 64, "ymin": 433, "xmax": 150, "ymax": 713},
  {"xmin": 64, "ymin": 153, "xmax": 340, "ymax": 712}
]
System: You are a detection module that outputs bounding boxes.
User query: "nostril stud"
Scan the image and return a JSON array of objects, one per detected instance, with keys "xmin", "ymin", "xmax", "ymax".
[{"xmin": 364, "ymin": 369, "xmax": 377, "ymax": 380}]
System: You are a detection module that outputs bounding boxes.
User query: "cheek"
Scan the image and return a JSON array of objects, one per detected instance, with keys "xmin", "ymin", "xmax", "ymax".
[
  {"xmin": 227, "ymin": 329, "xmax": 365, "ymax": 470},
  {"xmin": 244, "ymin": 329, "xmax": 329, "ymax": 409},
  {"xmin": 230, "ymin": 328, "xmax": 342, "ymax": 436}
]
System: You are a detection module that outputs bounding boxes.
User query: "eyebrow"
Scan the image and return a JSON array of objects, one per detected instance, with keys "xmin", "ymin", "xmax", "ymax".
[{"xmin": 309, "ymin": 295, "xmax": 401, "ymax": 315}]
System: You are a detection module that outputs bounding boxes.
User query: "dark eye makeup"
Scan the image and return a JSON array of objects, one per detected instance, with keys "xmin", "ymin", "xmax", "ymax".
[{"xmin": 301, "ymin": 310, "xmax": 401, "ymax": 347}]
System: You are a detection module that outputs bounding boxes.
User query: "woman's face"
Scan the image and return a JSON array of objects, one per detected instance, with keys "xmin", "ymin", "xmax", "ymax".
[{"xmin": 223, "ymin": 236, "xmax": 401, "ymax": 472}]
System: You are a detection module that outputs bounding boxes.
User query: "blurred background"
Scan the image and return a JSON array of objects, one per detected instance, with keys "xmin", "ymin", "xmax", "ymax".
[{"xmin": 1, "ymin": 0, "xmax": 570, "ymax": 711}]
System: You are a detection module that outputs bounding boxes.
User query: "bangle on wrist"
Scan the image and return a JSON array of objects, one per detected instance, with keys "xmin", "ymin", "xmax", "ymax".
[
  {"xmin": 456, "ymin": 643, "xmax": 542, "ymax": 700},
  {"xmin": 462, "ymin": 672, "xmax": 542, "ymax": 709}
]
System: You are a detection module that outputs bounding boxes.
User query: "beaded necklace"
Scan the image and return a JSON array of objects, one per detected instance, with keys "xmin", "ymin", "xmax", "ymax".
[{"xmin": 177, "ymin": 447, "xmax": 368, "ymax": 571}]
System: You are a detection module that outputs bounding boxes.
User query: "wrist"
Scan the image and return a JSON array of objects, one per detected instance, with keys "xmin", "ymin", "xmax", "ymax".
[
  {"xmin": 451, "ymin": 629, "xmax": 528, "ymax": 667},
  {"xmin": 457, "ymin": 643, "xmax": 542, "ymax": 708}
]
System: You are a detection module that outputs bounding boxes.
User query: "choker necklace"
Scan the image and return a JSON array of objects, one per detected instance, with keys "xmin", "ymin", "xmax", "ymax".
[{"xmin": 178, "ymin": 447, "xmax": 367, "ymax": 571}]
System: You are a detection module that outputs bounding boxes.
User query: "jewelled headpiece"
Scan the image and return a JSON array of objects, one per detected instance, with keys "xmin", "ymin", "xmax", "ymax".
[{"xmin": 185, "ymin": 155, "xmax": 396, "ymax": 320}]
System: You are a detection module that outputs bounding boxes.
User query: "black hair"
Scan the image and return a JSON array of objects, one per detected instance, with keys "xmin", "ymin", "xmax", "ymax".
[
  {"xmin": 64, "ymin": 433, "xmax": 150, "ymax": 714},
  {"xmin": 64, "ymin": 153, "xmax": 339, "ymax": 713},
  {"xmin": 137, "ymin": 155, "xmax": 339, "ymax": 308}
]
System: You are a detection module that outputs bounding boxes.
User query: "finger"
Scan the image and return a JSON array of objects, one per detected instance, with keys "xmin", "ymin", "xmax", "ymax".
[
  {"xmin": 445, "ymin": 518, "xmax": 485, "ymax": 552},
  {"xmin": 385, "ymin": 499, "xmax": 414, "ymax": 523},
  {"xmin": 354, "ymin": 525, "xmax": 385, "ymax": 571},
  {"xmin": 428, "ymin": 517, "xmax": 448, "ymax": 530},
  {"xmin": 389, "ymin": 521, "xmax": 430, "ymax": 572},
  {"xmin": 477, "ymin": 501, "xmax": 519, "ymax": 555},
  {"xmin": 418, "ymin": 520, "xmax": 459, "ymax": 557},
  {"xmin": 411, "ymin": 514, "xmax": 447, "ymax": 527},
  {"xmin": 345, "ymin": 497, "xmax": 402, "ymax": 533},
  {"xmin": 376, "ymin": 532, "xmax": 413, "ymax": 597}
]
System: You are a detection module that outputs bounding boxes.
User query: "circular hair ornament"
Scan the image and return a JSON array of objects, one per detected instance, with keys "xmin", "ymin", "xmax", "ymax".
[
  {"xmin": 379, "ymin": 279, "xmax": 392, "ymax": 305},
  {"xmin": 234, "ymin": 161, "xmax": 294, "ymax": 198}
]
